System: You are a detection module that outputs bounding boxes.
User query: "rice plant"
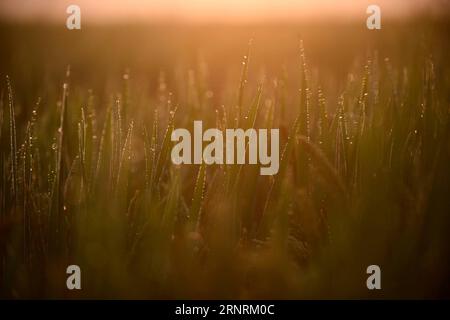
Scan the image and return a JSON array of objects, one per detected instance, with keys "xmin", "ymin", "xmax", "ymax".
[{"xmin": 0, "ymin": 20, "xmax": 449, "ymax": 299}]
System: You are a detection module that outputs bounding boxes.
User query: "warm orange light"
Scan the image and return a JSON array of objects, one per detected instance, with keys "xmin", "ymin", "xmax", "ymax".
[{"xmin": 0, "ymin": 0, "xmax": 439, "ymax": 23}]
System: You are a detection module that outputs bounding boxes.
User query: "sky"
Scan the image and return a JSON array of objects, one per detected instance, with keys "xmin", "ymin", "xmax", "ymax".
[{"xmin": 0, "ymin": 0, "xmax": 445, "ymax": 23}]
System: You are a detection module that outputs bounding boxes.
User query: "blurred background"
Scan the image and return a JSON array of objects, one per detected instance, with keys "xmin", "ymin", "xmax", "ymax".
[
  {"xmin": 0, "ymin": 0, "xmax": 449, "ymax": 111},
  {"xmin": 0, "ymin": 0, "xmax": 448, "ymax": 23}
]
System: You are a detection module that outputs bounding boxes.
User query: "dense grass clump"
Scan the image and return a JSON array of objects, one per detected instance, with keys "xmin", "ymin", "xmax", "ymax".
[{"xmin": 0, "ymin": 21, "xmax": 449, "ymax": 298}]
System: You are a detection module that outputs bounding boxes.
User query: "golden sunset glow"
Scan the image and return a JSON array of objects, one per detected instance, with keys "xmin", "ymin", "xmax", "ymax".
[{"xmin": 0, "ymin": 0, "xmax": 440, "ymax": 23}]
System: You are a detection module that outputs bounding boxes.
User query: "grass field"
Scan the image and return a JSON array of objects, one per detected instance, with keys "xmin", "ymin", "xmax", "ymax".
[{"xmin": 0, "ymin": 17, "xmax": 449, "ymax": 298}]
